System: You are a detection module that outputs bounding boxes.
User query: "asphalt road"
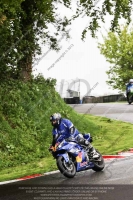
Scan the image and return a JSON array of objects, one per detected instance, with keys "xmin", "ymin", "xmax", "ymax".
[{"xmin": 69, "ymin": 103, "xmax": 133, "ymax": 124}]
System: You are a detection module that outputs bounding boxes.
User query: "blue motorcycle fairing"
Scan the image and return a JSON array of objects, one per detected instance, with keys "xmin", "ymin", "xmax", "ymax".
[
  {"xmin": 54, "ymin": 135, "xmax": 96, "ymax": 172},
  {"xmin": 56, "ymin": 152, "xmax": 70, "ymax": 163},
  {"xmin": 75, "ymin": 149, "xmax": 95, "ymax": 171},
  {"xmin": 58, "ymin": 141, "xmax": 82, "ymax": 153},
  {"xmin": 56, "ymin": 142, "xmax": 82, "ymax": 163},
  {"xmin": 56, "ymin": 148, "xmax": 95, "ymax": 172},
  {"xmin": 56, "ymin": 143, "xmax": 85, "ymax": 165},
  {"xmin": 76, "ymin": 161, "xmax": 94, "ymax": 171}
]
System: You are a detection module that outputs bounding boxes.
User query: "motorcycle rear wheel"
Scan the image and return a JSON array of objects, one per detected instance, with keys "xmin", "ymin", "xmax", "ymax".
[
  {"xmin": 91, "ymin": 150, "xmax": 105, "ymax": 172},
  {"xmin": 57, "ymin": 156, "xmax": 76, "ymax": 178}
]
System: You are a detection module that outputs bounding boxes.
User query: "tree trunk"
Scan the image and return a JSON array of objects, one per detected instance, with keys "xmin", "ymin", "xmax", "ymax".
[
  {"xmin": 17, "ymin": 0, "xmax": 35, "ymax": 81},
  {"xmin": 18, "ymin": 54, "xmax": 32, "ymax": 81}
]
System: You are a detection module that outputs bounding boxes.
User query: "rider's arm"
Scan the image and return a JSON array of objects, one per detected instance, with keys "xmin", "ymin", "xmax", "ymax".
[
  {"xmin": 69, "ymin": 125, "xmax": 76, "ymax": 134},
  {"xmin": 63, "ymin": 119, "xmax": 76, "ymax": 134},
  {"xmin": 52, "ymin": 129, "xmax": 64, "ymax": 145},
  {"xmin": 63, "ymin": 119, "xmax": 79, "ymax": 139},
  {"xmin": 52, "ymin": 129, "xmax": 58, "ymax": 146},
  {"xmin": 52, "ymin": 134, "xmax": 56, "ymax": 146}
]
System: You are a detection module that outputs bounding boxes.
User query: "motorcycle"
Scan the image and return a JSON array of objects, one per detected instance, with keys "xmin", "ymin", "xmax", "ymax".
[
  {"xmin": 127, "ymin": 86, "xmax": 133, "ymax": 104},
  {"xmin": 49, "ymin": 133, "xmax": 105, "ymax": 178}
]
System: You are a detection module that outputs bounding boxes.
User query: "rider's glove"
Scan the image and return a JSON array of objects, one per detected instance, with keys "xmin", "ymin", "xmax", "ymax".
[
  {"xmin": 49, "ymin": 145, "xmax": 54, "ymax": 152},
  {"xmin": 49, "ymin": 143, "xmax": 59, "ymax": 152}
]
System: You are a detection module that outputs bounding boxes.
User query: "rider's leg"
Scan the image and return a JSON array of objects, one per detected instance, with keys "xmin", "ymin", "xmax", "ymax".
[{"xmin": 77, "ymin": 134, "xmax": 99, "ymax": 158}]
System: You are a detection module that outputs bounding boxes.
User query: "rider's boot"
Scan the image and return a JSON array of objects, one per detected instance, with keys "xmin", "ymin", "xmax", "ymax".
[
  {"xmin": 84, "ymin": 140, "xmax": 99, "ymax": 159},
  {"xmin": 78, "ymin": 135, "xmax": 99, "ymax": 159}
]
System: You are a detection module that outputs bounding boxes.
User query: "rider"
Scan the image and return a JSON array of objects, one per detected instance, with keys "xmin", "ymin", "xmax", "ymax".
[
  {"xmin": 49, "ymin": 113, "xmax": 99, "ymax": 159},
  {"xmin": 126, "ymin": 79, "xmax": 133, "ymax": 101}
]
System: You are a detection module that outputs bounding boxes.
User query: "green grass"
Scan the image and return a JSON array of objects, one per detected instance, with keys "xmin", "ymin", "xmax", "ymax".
[
  {"xmin": 0, "ymin": 114, "xmax": 133, "ymax": 182},
  {"xmin": 85, "ymin": 114, "xmax": 133, "ymax": 154},
  {"xmin": 0, "ymin": 157, "xmax": 57, "ymax": 182}
]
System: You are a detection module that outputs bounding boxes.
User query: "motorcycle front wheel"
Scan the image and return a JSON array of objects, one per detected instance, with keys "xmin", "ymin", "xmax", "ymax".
[
  {"xmin": 128, "ymin": 95, "xmax": 133, "ymax": 104},
  {"xmin": 128, "ymin": 99, "xmax": 132, "ymax": 104},
  {"xmin": 91, "ymin": 150, "xmax": 105, "ymax": 172},
  {"xmin": 56, "ymin": 156, "xmax": 76, "ymax": 178}
]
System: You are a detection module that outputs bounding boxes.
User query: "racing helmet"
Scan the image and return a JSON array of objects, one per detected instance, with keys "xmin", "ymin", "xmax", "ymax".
[
  {"xmin": 129, "ymin": 79, "xmax": 133, "ymax": 84},
  {"xmin": 50, "ymin": 113, "xmax": 62, "ymax": 127}
]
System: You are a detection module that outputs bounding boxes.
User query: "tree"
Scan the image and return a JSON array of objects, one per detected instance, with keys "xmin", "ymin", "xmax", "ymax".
[
  {"xmin": 0, "ymin": 0, "xmax": 23, "ymax": 80},
  {"xmin": 0, "ymin": 0, "xmax": 70, "ymax": 81},
  {"xmin": 0, "ymin": 0, "xmax": 133, "ymax": 81},
  {"xmin": 98, "ymin": 25, "xmax": 133, "ymax": 91}
]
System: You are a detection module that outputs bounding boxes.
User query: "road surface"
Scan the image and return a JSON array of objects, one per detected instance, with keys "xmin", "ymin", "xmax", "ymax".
[{"xmin": 69, "ymin": 103, "xmax": 133, "ymax": 124}]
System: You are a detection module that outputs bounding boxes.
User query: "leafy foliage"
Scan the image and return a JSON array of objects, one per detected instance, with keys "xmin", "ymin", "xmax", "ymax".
[
  {"xmin": 76, "ymin": 0, "xmax": 132, "ymax": 39},
  {"xmin": 0, "ymin": 0, "xmax": 133, "ymax": 80},
  {"xmin": 0, "ymin": 0, "xmax": 71, "ymax": 81},
  {"xmin": 98, "ymin": 25, "xmax": 133, "ymax": 91}
]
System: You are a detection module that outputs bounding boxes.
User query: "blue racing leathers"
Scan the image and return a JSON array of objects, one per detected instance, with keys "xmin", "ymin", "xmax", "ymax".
[
  {"xmin": 126, "ymin": 83, "xmax": 133, "ymax": 95},
  {"xmin": 52, "ymin": 118, "xmax": 83, "ymax": 146}
]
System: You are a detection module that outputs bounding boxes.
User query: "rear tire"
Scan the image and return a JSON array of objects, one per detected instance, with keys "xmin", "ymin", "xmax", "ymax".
[
  {"xmin": 91, "ymin": 150, "xmax": 105, "ymax": 172},
  {"xmin": 57, "ymin": 156, "xmax": 76, "ymax": 178}
]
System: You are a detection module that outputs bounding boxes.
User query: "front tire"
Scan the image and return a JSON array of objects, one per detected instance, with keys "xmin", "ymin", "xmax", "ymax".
[
  {"xmin": 128, "ymin": 96, "xmax": 133, "ymax": 104},
  {"xmin": 91, "ymin": 150, "xmax": 105, "ymax": 172},
  {"xmin": 57, "ymin": 156, "xmax": 76, "ymax": 178}
]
